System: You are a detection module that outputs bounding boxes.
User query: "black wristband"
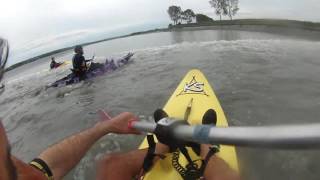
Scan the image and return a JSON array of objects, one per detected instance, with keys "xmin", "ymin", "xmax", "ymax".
[{"xmin": 29, "ymin": 158, "xmax": 53, "ymax": 179}]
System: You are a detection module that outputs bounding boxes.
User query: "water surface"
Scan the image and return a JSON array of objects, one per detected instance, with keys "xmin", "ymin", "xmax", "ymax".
[{"xmin": 2, "ymin": 29, "xmax": 320, "ymax": 180}]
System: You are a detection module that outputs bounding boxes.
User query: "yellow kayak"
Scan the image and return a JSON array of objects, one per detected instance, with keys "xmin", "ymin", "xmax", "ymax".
[
  {"xmin": 139, "ymin": 69, "xmax": 238, "ymax": 179},
  {"xmin": 54, "ymin": 60, "xmax": 71, "ymax": 68},
  {"xmin": 43, "ymin": 60, "xmax": 71, "ymax": 72}
]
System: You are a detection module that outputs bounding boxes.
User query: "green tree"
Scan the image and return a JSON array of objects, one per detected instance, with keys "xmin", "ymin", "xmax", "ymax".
[
  {"xmin": 196, "ymin": 14, "xmax": 214, "ymax": 23},
  {"xmin": 183, "ymin": 9, "xmax": 196, "ymax": 24},
  {"xmin": 209, "ymin": 0, "xmax": 239, "ymax": 21},
  {"xmin": 167, "ymin": 6, "xmax": 182, "ymax": 25},
  {"xmin": 209, "ymin": 0, "xmax": 226, "ymax": 21},
  {"xmin": 226, "ymin": 0, "xmax": 239, "ymax": 20}
]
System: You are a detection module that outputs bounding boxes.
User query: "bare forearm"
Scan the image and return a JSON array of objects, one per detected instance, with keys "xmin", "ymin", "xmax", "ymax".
[{"xmin": 39, "ymin": 124, "xmax": 109, "ymax": 179}]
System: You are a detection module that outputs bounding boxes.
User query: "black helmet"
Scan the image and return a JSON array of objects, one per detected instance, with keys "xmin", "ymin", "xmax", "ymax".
[
  {"xmin": 74, "ymin": 45, "xmax": 83, "ymax": 54},
  {"xmin": 0, "ymin": 38, "xmax": 9, "ymax": 81}
]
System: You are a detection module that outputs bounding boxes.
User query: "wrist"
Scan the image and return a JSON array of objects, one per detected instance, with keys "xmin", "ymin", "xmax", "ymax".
[
  {"xmin": 92, "ymin": 122, "xmax": 111, "ymax": 137},
  {"xmin": 89, "ymin": 123, "xmax": 109, "ymax": 138}
]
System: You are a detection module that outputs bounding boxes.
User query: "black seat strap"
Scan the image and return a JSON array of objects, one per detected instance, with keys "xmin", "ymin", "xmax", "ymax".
[
  {"xmin": 142, "ymin": 135, "xmax": 166, "ymax": 173},
  {"xmin": 199, "ymin": 145, "xmax": 220, "ymax": 176},
  {"xmin": 142, "ymin": 135, "xmax": 156, "ymax": 172},
  {"xmin": 179, "ymin": 146, "xmax": 194, "ymax": 165}
]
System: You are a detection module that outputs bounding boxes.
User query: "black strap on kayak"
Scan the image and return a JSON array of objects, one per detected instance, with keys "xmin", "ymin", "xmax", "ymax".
[
  {"xmin": 199, "ymin": 145, "xmax": 220, "ymax": 177},
  {"xmin": 171, "ymin": 144, "xmax": 220, "ymax": 180},
  {"xmin": 142, "ymin": 135, "xmax": 156, "ymax": 172},
  {"xmin": 141, "ymin": 109, "xmax": 220, "ymax": 180},
  {"xmin": 140, "ymin": 119, "xmax": 186, "ymax": 174},
  {"xmin": 142, "ymin": 135, "xmax": 166, "ymax": 173},
  {"xmin": 153, "ymin": 118, "xmax": 206, "ymax": 180},
  {"xmin": 178, "ymin": 146, "xmax": 203, "ymax": 180}
]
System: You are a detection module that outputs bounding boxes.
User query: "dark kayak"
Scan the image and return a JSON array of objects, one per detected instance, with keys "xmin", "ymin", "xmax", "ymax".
[{"xmin": 48, "ymin": 52, "xmax": 134, "ymax": 88}]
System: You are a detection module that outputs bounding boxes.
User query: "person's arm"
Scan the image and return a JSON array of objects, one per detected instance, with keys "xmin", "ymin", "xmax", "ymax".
[
  {"xmin": 85, "ymin": 55, "xmax": 95, "ymax": 62},
  {"xmin": 12, "ymin": 157, "xmax": 47, "ymax": 180},
  {"xmin": 38, "ymin": 112, "xmax": 139, "ymax": 180}
]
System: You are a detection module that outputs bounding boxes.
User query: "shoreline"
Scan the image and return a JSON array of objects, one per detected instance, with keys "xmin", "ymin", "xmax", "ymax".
[{"xmin": 6, "ymin": 19, "xmax": 320, "ymax": 71}]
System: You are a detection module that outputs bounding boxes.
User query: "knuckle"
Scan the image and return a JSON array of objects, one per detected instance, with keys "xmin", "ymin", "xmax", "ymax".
[{"xmin": 121, "ymin": 112, "xmax": 134, "ymax": 118}]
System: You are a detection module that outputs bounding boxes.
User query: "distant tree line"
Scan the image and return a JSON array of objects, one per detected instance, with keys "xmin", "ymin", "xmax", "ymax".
[
  {"xmin": 168, "ymin": 0, "xmax": 239, "ymax": 26},
  {"xmin": 196, "ymin": 14, "xmax": 214, "ymax": 23},
  {"xmin": 167, "ymin": 6, "xmax": 196, "ymax": 25}
]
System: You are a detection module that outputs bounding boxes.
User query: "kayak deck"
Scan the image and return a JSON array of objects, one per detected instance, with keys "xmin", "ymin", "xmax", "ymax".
[{"xmin": 139, "ymin": 69, "xmax": 238, "ymax": 179}]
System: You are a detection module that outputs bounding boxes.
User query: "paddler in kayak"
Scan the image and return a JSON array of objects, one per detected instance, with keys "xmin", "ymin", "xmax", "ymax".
[
  {"xmin": 50, "ymin": 57, "xmax": 62, "ymax": 69},
  {"xmin": 0, "ymin": 110, "xmax": 240, "ymax": 180},
  {"xmin": 72, "ymin": 45, "xmax": 90, "ymax": 80},
  {"xmin": 1, "ymin": 39, "xmax": 239, "ymax": 180},
  {"xmin": 72, "ymin": 45, "xmax": 100, "ymax": 80},
  {"xmin": 96, "ymin": 109, "xmax": 240, "ymax": 180}
]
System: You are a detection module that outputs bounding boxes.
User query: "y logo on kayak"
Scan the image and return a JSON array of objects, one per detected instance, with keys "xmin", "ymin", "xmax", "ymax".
[{"xmin": 177, "ymin": 76, "xmax": 208, "ymax": 96}]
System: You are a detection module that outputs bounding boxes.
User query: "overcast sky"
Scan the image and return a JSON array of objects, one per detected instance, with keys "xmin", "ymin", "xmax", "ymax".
[{"xmin": 1, "ymin": 0, "xmax": 320, "ymax": 65}]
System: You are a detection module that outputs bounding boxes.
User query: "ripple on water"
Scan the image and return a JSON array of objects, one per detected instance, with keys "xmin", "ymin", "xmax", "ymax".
[
  {"xmin": 76, "ymin": 90, "xmax": 95, "ymax": 107},
  {"xmin": 2, "ymin": 38, "xmax": 320, "ymax": 180}
]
